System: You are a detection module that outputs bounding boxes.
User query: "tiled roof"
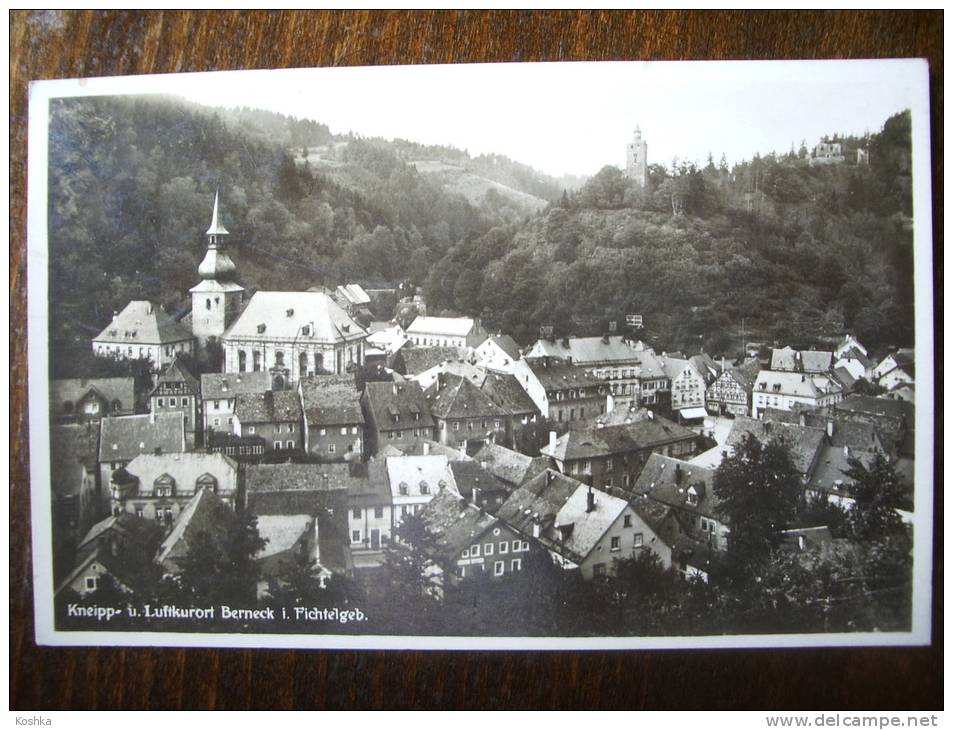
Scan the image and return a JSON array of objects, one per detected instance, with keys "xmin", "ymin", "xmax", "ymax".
[
  {"xmin": 470, "ymin": 441, "xmax": 552, "ymax": 487},
  {"xmin": 770, "ymin": 347, "xmax": 834, "ymax": 373},
  {"xmin": 424, "ymin": 373, "xmax": 509, "ymax": 421},
  {"xmin": 725, "ymin": 416, "xmax": 825, "ymax": 476},
  {"xmin": 398, "ymin": 439, "xmax": 468, "ymax": 460},
  {"xmin": 807, "ymin": 444, "xmax": 876, "ymax": 496},
  {"xmin": 480, "ymin": 371, "xmax": 539, "ymax": 416},
  {"xmin": 98, "ymin": 413, "xmax": 186, "ymax": 463},
  {"xmin": 553, "ymin": 484, "xmax": 630, "ymax": 565},
  {"xmin": 484, "ymin": 334, "xmax": 521, "ymax": 360},
  {"xmin": 151, "ymin": 357, "xmax": 200, "ymax": 395},
  {"xmin": 633, "ymin": 453, "xmax": 720, "ymax": 519},
  {"xmin": 51, "ymin": 424, "xmax": 100, "ymax": 497},
  {"xmin": 362, "ymin": 381, "xmax": 434, "ymax": 431},
  {"xmin": 244, "ymin": 463, "xmax": 351, "ymax": 519},
  {"xmin": 52, "ymin": 378, "xmax": 135, "ymax": 415},
  {"xmin": 660, "ymin": 356, "xmax": 695, "ymax": 382},
  {"xmin": 543, "ymin": 414, "xmax": 697, "ymax": 462},
  {"xmin": 256, "ymin": 514, "xmax": 314, "ymax": 559},
  {"xmin": 406, "ymin": 316, "xmax": 477, "ymax": 337},
  {"xmin": 123, "ymin": 451, "xmax": 239, "ymax": 497},
  {"xmin": 754, "ymin": 371, "xmax": 842, "ymax": 399},
  {"xmin": 335, "ymin": 283, "xmax": 371, "ymax": 306},
  {"xmin": 94, "ymin": 300, "xmax": 193, "ymax": 345},
  {"xmin": 837, "ymin": 346, "xmax": 874, "ymax": 370},
  {"xmin": 449, "ymin": 460, "xmax": 512, "ymax": 502},
  {"xmin": 730, "ymin": 358, "xmax": 762, "ymax": 389},
  {"xmin": 834, "ymin": 395, "xmax": 914, "ymax": 423},
  {"xmin": 524, "ymin": 358, "xmax": 609, "ymax": 391},
  {"xmin": 418, "ymin": 487, "xmax": 498, "ymax": 564},
  {"xmin": 234, "ymin": 389, "xmax": 302, "ymax": 424},
  {"xmin": 497, "ymin": 469, "xmax": 584, "ymax": 536},
  {"xmin": 344, "ymin": 459, "xmax": 392, "ymax": 508},
  {"xmin": 385, "ymin": 454, "xmax": 457, "ymax": 499},
  {"xmin": 156, "ymin": 487, "xmax": 233, "ymax": 569},
  {"xmin": 224, "ymin": 291, "xmax": 367, "ymax": 343},
  {"xmin": 200, "ymin": 371, "xmax": 271, "ymax": 399},
  {"xmin": 398, "ymin": 346, "xmax": 471, "ymax": 376},
  {"xmin": 528, "ymin": 336, "xmax": 647, "ymax": 365},
  {"xmin": 299, "ymin": 374, "xmax": 363, "ymax": 426},
  {"xmin": 77, "ymin": 511, "xmax": 164, "ymax": 557}
]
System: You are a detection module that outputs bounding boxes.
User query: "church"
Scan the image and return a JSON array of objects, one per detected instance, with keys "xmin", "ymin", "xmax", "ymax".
[{"xmin": 193, "ymin": 193, "xmax": 369, "ymax": 389}]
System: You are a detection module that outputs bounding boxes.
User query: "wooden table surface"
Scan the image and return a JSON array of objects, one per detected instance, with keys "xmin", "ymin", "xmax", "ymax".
[{"xmin": 10, "ymin": 10, "xmax": 943, "ymax": 710}]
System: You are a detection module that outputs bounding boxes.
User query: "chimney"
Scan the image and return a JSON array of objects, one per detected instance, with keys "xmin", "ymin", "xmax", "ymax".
[
  {"xmin": 844, "ymin": 445, "xmax": 850, "ymax": 458},
  {"xmin": 473, "ymin": 486, "xmax": 481, "ymax": 506},
  {"xmin": 647, "ymin": 410, "xmax": 654, "ymax": 420},
  {"xmin": 586, "ymin": 486, "xmax": 595, "ymax": 514},
  {"xmin": 827, "ymin": 420, "xmax": 834, "ymax": 439},
  {"xmin": 532, "ymin": 519, "xmax": 540, "ymax": 538},
  {"xmin": 548, "ymin": 431, "xmax": 557, "ymax": 452},
  {"xmin": 146, "ymin": 302, "xmax": 153, "ymax": 314},
  {"xmin": 675, "ymin": 463, "xmax": 682, "ymax": 483},
  {"xmin": 392, "ymin": 383, "xmax": 397, "ymax": 395},
  {"xmin": 423, "ymin": 441, "xmax": 430, "ymax": 455}
]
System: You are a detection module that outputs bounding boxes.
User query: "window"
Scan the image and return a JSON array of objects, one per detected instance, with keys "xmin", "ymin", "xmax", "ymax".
[
  {"xmin": 287, "ymin": 440, "xmax": 295, "ymax": 449},
  {"xmin": 374, "ymin": 506, "xmax": 384, "ymax": 519},
  {"xmin": 484, "ymin": 543, "xmax": 494, "ymax": 556},
  {"xmin": 157, "ymin": 398, "xmax": 164, "ymax": 407},
  {"xmin": 521, "ymin": 541, "xmax": 529, "ymax": 551},
  {"xmin": 606, "ymin": 458, "xmax": 613, "ymax": 471},
  {"xmin": 182, "ymin": 397, "xmax": 189, "ymax": 407},
  {"xmin": 248, "ymin": 426, "xmax": 255, "ymax": 434},
  {"xmin": 85, "ymin": 576, "xmax": 98, "ymax": 591},
  {"xmin": 352, "ymin": 530, "xmax": 361, "ymax": 543},
  {"xmin": 634, "ymin": 533, "xmax": 644, "ymax": 548},
  {"xmin": 420, "ymin": 483, "xmax": 429, "ymax": 495},
  {"xmin": 351, "ymin": 426, "xmax": 359, "ymax": 435},
  {"xmin": 494, "ymin": 561, "xmax": 505, "ymax": 576},
  {"xmin": 462, "ymin": 548, "xmax": 470, "ymax": 558},
  {"xmin": 340, "ymin": 427, "xmax": 347, "ymax": 435},
  {"xmin": 499, "ymin": 541, "xmax": 508, "ymax": 554},
  {"xmin": 470, "ymin": 544, "xmax": 481, "ymax": 557},
  {"xmin": 320, "ymin": 428, "xmax": 327, "ymax": 436},
  {"xmin": 623, "ymin": 515, "xmax": 632, "ymax": 528},
  {"xmin": 136, "ymin": 507, "xmax": 144, "ymax": 518},
  {"xmin": 593, "ymin": 563, "xmax": 607, "ymax": 578},
  {"xmin": 289, "ymin": 423, "xmax": 295, "ymax": 432},
  {"xmin": 511, "ymin": 559, "xmax": 522, "ymax": 572},
  {"xmin": 275, "ymin": 441, "xmax": 282, "ymax": 450},
  {"xmin": 328, "ymin": 444, "xmax": 336, "ymax": 454},
  {"xmin": 399, "ymin": 483, "xmax": 408, "ymax": 496},
  {"xmin": 512, "ymin": 540, "xmax": 521, "ymax": 552},
  {"xmin": 452, "ymin": 422, "xmax": 460, "ymax": 431},
  {"xmin": 610, "ymin": 536, "xmax": 621, "ymax": 552}
]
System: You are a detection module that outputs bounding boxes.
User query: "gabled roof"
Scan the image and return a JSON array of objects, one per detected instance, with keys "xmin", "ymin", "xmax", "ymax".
[
  {"xmin": 335, "ymin": 283, "xmax": 371, "ymax": 306},
  {"xmin": 223, "ymin": 291, "xmax": 367, "ymax": 343},
  {"xmin": 52, "ymin": 378, "xmax": 135, "ymax": 413},
  {"xmin": 424, "ymin": 373, "xmax": 509, "ymax": 421},
  {"xmin": 449, "ymin": 460, "xmax": 512, "ymax": 502},
  {"xmin": 362, "ymin": 380, "xmax": 434, "ymax": 430},
  {"xmin": 385, "ymin": 454, "xmax": 457, "ymax": 499},
  {"xmin": 151, "ymin": 357, "xmax": 200, "ymax": 395},
  {"xmin": 398, "ymin": 346, "xmax": 471, "ymax": 376},
  {"xmin": 77, "ymin": 511, "xmax": 164, "ymax": 558},
  {"xmin": 527, "ymin": 335, "xmax": 646, "ymax": 365},
  {"xmin": 807, "ymin": 444, "xmax": 877, "ymax": 496},
  {"xmin": 123, "ymin": 451, "xmax": 239, "ymax": 495},
  {"xmin": 725, "ymin": 416, "xmax": 825, "ymax": 476},
  {"xmin": 770, "ymin": 347, "xmax": 834, "ymax": 373},
  {"xmin": 633, "ymin": 453, "xmax": 720, "ymax": 520},
  {"xmin": 553, "ymin": 484, "xmax": 630, "ymax": 565},
  {"xmin": 497, "ymin": 469, "xmax": 584, "ymax": 536},
  {"xmin": 94, "ymin": 300, "xmax": 193, "ymax": 345},
  {"xmin": 398, "ymin": 439, "xmax": 468, "ymax": 460},
  {"xmin": 406, "ymin": 316, "xmax": 478, "ymax": 337},
  {"xmin": 543, "ymin": 413, "xmax": 697, "ymax": 462},
  {"xmin": 836, "ymin": 346, "xmax": 874, "ymax": 370},
  {"xmin": 200, "ymin": 371, "xmax": 272, "ymax": 399},
  {"xmin": 345, "ymin": 459, "xmax": 392, "ymax": 507},
  {"xmin": 834, "ymin": 395, "xmax": 914, "ymax": 423},
  {"xmin": 51, "ymin": 424, "xmax": 100, "ymax": 497},
  {"xmin": 689, "ymin": 353, "xmax": 722, "ymax": 383},
  {"xmin": 299, "ymin": 374, "xmax": 364, "ymax": 426},
  {"xmin": 234, "ymin": 389, "xmax": 301, "ymax": 424},
  {"xmin": 244, "ymin": 463, "xmax": 352, "ymax": 518},
  {"xmin": 524, "ymin": 358, "xmax": 608, "ymax": 391},
  {"xmin": 98, "ymin": 413, "xmax": 186, "ymax": 463},
  {"xmin": 726, "ymin": 357, "xmax": 762, "ymax": 390},
  {"xmin": 480, "ymin": 370, "xmax": 539, "ymax": 416},
  {"xmin": 418, "ymin": 487, "xmax": 498, "ymax": 565},
  {"xmin": 255, "ymin": 514, "xmax": 314, "ymax": 560},
  {"xmin": 470, "ymin": 441, "xmax": 552, "ymax": 487},
  {"xmin": 660, "ymin": 356, "xmax": 700, "ymax": 382},
  {"xmin": 482, "ymin": 334, "xmax": 521, "ymax": 360},
  {"xmin": 156, "ymin": 487, "xmax": 233, "ymax": 570},
  {"xmin": 754, "ymin": 370, "xmax": 842, "ymax": 399},
  {"xmin": 832, "ymin": 366, "xmax": 857, "ymax": 390}
]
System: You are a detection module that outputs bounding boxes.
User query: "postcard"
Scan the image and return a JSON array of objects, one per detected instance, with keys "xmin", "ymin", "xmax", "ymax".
[{"xmin": 27, "ymin": 59, "xmax": 934, "ymax": 649}]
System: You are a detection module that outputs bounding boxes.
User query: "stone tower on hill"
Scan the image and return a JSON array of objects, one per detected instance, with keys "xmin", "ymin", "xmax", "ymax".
[
  {"xmin": 190, "ymin": 192, "xmax": 245, "ymax": 350},
  {"xmin": 625, "ymin": 126, "xmax": 648, "ymax": 187}
]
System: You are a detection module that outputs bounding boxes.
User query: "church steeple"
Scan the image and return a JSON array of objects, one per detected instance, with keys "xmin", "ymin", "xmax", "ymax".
[
  {"xmin": 197, "ymin": 192, "xmax": 237, "ymax": 280},
  {"xmin": 206, "ymin": 189, "xmax": 229, "ymax": 243}
]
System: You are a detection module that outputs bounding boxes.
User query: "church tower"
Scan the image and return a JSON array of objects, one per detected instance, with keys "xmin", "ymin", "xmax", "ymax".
[
  {"xmin": 190, "ymin": 192, "xmax": 245, "ymax": 350},
  {"xmin": 625, "ymin": 126, "xmax": 648, "ymax": 187}
]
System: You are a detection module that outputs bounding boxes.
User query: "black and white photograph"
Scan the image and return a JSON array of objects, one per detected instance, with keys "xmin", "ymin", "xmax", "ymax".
[{"xmin": 27, "ymin": 59, "xmax": 934, "ymax": 650}]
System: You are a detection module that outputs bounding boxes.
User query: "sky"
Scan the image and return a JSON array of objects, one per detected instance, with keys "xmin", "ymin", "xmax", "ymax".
[{"xmin": 103, "ymin": 60, "xmax": 925, "ymax": 178}]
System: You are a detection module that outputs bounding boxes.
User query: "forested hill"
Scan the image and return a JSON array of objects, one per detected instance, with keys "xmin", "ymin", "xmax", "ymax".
[
  {"xmin": 423, "ymin": 111, "xmax": 915, "ymax": 353},
  {"xmin": 48, "ymin": 95, "xmax": 914, "ymax": 360}
]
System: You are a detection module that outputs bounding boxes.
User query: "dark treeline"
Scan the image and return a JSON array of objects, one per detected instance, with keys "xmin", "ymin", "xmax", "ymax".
[{"xmin": 49, "ymin": 96, "xmax": 914, "ymax": 364}]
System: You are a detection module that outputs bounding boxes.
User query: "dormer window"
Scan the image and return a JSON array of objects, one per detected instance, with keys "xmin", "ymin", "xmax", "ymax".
[
  {"xmin": 196, "ymin": 473, "xmax": 218, "ymax": 494},
  {"xmin": 399, "ymin": 482, "xmax": 409, "ymax": 496},
  {"xmin": 286, "ymin": 309, "xmax": 295, "ymax": 317},
  {"xmin": 420, "ymin": 482, "xmax": 429, "ymax": 495},
  {"xmin": 154, "ymin": 474, "xmax": 175, "ymax": 498},
  {"xmin": 257, "ymin": 323, "xmax": 266, "ymax": 334}
]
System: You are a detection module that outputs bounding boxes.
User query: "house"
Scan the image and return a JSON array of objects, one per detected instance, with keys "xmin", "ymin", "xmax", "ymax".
[
  {"xmin": 522, "ymin": 357, "xmax": 610, "ymax": 425},
  {"xmin": 200, "ymin": 371, "xmax": 271, "ymax": 435},
  {"xmin": 689, "ymin": 353, "xmax": 723, "ymax": 387},
  {"xmin": 725, "ymin": 416, "xmax": 826, "ymax": 483},
  {"xmin": 705, "ymin": 357, "xmax": 761, "ymax": 416},
  {"xmin": 110, "ymin": 451, "xmax": 239, "ymax": 527},
  {"xmin": 660, "ymin": 356, "xmax": 707, "ymax": 420},
  {"xmin": 155, "ymin": 486, "xmax": 234, "ymax": 572},
  {"xmin": 497, "ymin": 470, "xmax": 670, "ymax": 580},
  {"xmin": 633, "ymin": 454, "xmax": 728, "ymax": 553},
  {"xmin": 51, "ymin": 377, "xmax": 135, "ymax": 423},
  {"xmin": 413, "ymin": 358, "xmax": 487, "ymax": 392},
  {"xmin": 526, "ymin": 336, "xmax": 663, "ymax": 406},
  {"xmin": 418, "ymin": 487, "xmax": 533, "ymax": 582},
  {"xmin": 470, "ymin": 440, "xmax": 552, "ymax": 489},
  {"xmin": 834, "ymin": 346, "xmax": 875, "ymax": 382},
  {"xmin": 405, "ymin": 315, "xmax": 488, "ymax": 349},
  {"xmin": 233, "ymin": 390, "xmax": 303, "ymax": 454},
  {"xmin": 386, "ymin": 454, "xmax": 458, "ymax": 528},
  {"xmin": 221, "ymin": 290, "xmax": 368, "ymax": 387},
  {"xmin": 298, "ymin": 374, "xmax": 364, "ymax": 461},
  {"xmin": 769, "ymin": 347, "xmax": 834, "ymax": 373},
  {"xmin": 345, "ymin": 460, "xmax": 393, "ymax": 553},
  {"xmin": 149, "ymin": 357, "xmax": 201, "ymax": 446},
  {"xmin": 810, "ymin": 141, "xmax": 845, "ymax": 165},
  {"xmin": 874, "ymin": 349, "xmax": 915, "ymax": 391},
  {"xmin": 751, "ymin": 370, "xmax": 843, "ymax": 418},
  {"xmin": 543, "ymin": 410, "xmax": 700, "ymax": 491},
  {"xmin": 93, "ymin": 300, "xmax": 195, "ymax": 370},
  {"xmin": 479, "ymin": 370, "xmax": 541, "ymax": 432},
  {"xmin": 244, "ymin": 463, "xmax": 354, "ymax": 583},
  {"xmin": 254, "ymin": 513, "xmax": 320, "ymax": 589},
  {"xmin": 51, "ymin": 423, "xmax": 103, "ymax": 560},
  {"xmin": 805, "ymin": 443, "xmax": 880, "ymax": 510},
  {"xmin": 424, "ymin": 372, "xmax": 511, "ymax": 447},
  {"xmin": 205, "ymin": 431, "xmax": 267, "ymax": 462},
  {"xmin": 449, "ymin": 459, "xmax": 513, "ymax": 514},
  {"xmin": 473, "ymin": 334, "xmax": 522, "ymax": 372},
  {"xmin": 56, "ymin": 512, "xmax": 164, "ymax": 599},
  {"xmin": 333, "ymin": 283, "xmax": 372, "ymax": 316},
  {"xmin": 834, "ymin": 334, "xmax": 869, "ymax": 359},
  {"xmin": 364, "ymin": 321, "xmax": 409, "ymax": 361},
  {"xmin": 392, "ymin": 345, "xmax": 471, "ymax": 378},
  {"xmin": 361, "ymin": 380, "xmax": 436, "ymax": 455},
  {"xmin": 98, "ymin": 412, "xmax": 186, "ymax": 491},
  {"xmin": 832, "ymin": 395, "xmax": 915, "ymax": 460}
]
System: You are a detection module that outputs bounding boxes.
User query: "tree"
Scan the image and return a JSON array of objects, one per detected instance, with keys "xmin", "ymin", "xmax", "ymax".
[
  {"xmin": 713, "ymin": 434, "xmax": 802, "ymax": 578},
  {"xmin": 376, "ymin": 512, "xmax": 445, "ymax": 633},
  {"xmin": 843, "ymin": 453, "xmax": 910, "ymax": 539}
]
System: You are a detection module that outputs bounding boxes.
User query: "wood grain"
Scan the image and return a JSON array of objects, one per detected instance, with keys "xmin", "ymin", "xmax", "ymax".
[{"xmin": 10, "ymin": 10, "xmax": 943, "ymax": 710}]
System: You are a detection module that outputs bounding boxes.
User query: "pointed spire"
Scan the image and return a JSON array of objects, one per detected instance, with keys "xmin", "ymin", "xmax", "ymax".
[{"xmin": 206, "ymin": 190, "xmax": 229, "ymax": 238}]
